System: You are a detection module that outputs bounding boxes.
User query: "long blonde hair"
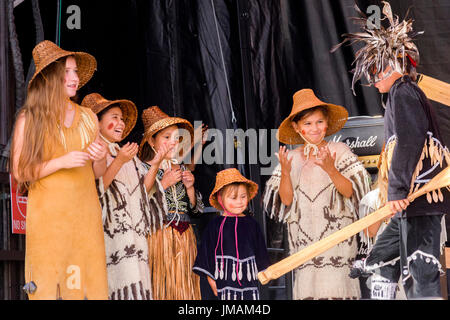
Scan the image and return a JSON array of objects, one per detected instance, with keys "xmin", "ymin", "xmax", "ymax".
[{"xmin": 10, "ymin": 56, "xmax": 71, "ymax": 191}]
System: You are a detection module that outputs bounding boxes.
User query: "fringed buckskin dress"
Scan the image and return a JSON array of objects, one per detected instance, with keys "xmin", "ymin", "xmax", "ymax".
[{"xmin": 24, "ymin": 105, "xmax": 109, "ymax": 300}]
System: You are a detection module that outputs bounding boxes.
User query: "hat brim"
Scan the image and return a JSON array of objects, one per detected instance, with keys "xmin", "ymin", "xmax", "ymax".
[
  {"xmin": 28, "ymin": 51, "xmax": 97, "ymax": 90},
  {"xmin": 277, "ymin": 103, "xmax": 348, "ymax": 145},
  {"xmin": 139, "ymin": 117, "xmax": 194, "ymax": 157}
]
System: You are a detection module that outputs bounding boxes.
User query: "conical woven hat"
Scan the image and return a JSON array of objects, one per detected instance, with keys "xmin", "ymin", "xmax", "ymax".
[
  {"xmin": 209, "ymin": 168, "xmax": 259, "ymax": 211},
  {"xmin": 139, "ymin": 106, "xmax": 194, "ymax": 154},
  {"xmin": 277, "ymin": 89, "xmax": 348, "ymax": 145},
  {"xmin": 81, "ymin": 93, "xmax": 137, "ymax": 140},
  {"xmin": 28, "ymin": 40, "xmax": 96, "ymax": 90}
]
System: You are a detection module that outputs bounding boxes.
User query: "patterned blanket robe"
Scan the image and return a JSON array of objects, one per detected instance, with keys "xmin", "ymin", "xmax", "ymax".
[{"xmin": 263, "ymin": 142, "xmax": 371, "ymax": 299}]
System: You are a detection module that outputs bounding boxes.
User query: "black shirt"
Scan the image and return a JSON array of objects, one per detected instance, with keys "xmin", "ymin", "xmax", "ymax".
[{"xmin": 384, "ymin": 76, "xmax": 449, "ymax": 216}]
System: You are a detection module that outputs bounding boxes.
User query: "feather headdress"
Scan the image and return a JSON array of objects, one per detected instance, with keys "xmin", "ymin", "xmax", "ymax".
[{"xmin": 331, "ymin": 1, "xmax": 424, "ymax": 95}]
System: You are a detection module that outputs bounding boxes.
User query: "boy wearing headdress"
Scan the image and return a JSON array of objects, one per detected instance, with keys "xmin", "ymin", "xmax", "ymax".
[{"xmin": 332, "ymin": 1, "xmax": 450, "ymax": 299}]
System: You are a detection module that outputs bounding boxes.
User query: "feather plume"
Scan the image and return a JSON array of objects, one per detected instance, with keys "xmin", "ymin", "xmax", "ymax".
[{"xmin": 331, "ymin": 1, "xmax": 423, "ymax": 95}]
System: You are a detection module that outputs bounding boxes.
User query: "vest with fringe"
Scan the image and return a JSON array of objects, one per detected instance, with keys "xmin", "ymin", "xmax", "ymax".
[{"xmin": 378, "ymin": 76, "xmax": 450, "ymax": 216}]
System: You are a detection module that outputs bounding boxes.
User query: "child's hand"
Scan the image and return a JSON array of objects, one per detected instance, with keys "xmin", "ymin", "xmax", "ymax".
[
  {"xmin": 181, "ymin": 169, "xmax": 195, "ymax": 189},
  {"xmin": 87, "ymin": 141, "xmax": 107, "ymax": 162},
  {"xmin": 207, "ymin": 276, "xmax": 218, "ymax": 297},
  {"xmin": 148, "ymin": 143, "xmax": 174, "ymax": 167},
  {"xmin": 117, "ymin": 142, "xmax": 138, "ymax": 164},
  {"xmin": 276, "ymin": 146, "xmax": 292, "ymax": 175},
  {"xmin": 160, "ymin": 167, "xmax": 182, "ymax": 190},
  {"xmin": 313, "ymin": 146, "xmax": 337, "ymax": 175}
]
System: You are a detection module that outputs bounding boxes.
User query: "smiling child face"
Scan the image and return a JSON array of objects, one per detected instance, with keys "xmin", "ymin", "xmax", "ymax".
[{"xmin": 99, "ymin": 106, "xmax": 126, "ymax": 142}]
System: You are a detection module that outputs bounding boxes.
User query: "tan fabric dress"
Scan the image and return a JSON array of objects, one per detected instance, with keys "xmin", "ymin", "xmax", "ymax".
[
  {"xmin": 263, "ymin": 142, "xmax": 371, "ymax": 300},
  {"xmin": 25, "ymin": 105, "xmax": 108, "ymax": 300}
]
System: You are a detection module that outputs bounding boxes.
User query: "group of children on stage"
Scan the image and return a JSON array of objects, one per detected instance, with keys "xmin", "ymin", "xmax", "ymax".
[
  {"xmin": 11, "ymin": 39, "xmax": 272, "ymax": 300},
  {"xmin": 9, "ymin": 2, "xmax": 449, "ymax": 301}
]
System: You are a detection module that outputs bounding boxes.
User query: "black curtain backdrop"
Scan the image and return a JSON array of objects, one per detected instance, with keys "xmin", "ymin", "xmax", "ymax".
[
  {"xmin": 10, "ymin": 0, "xmax": 450, "ymax": 203},
  {"xmin": 6, "ymin": 0, "xmax": 450, "ymax": 300}
]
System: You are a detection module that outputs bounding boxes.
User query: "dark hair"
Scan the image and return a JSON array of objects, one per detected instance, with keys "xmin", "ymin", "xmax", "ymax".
[
  {"xmin": 97, "ymin": 103, "xmax": 121, "ymax": 122},
  {"xmin": 291, "ymin": 105, "xmax": 329, "ymax": 123},
  {"xmin": 139, "ymin": 142, "xmax": 155, "ymax": 163}
]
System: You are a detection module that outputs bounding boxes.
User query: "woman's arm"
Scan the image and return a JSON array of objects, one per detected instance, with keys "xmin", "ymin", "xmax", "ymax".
[
  {"xmin": 89, "ymin": 140, "xmax": 107, "ymax": 179},
  {"xmin": 12, "ymin": 113, "xmax": 90, "ymax": 182}
]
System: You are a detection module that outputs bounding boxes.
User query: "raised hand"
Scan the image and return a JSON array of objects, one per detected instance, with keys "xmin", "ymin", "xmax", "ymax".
[
  {"xmin": 276, "ymin": 146, "xmax": 293, "ymax": 175},
  {"xmin": 313, "ymin": 146, "xmax": 337, "ymax": 174},
  {"xmin": 148, "ymin": 143, "xmax": 175, "ymax": 167},
  {"xmin": 160, "ymin": 167, "xmax": 182, "ymax": 189},
  {"xmin": 87, "ymin": 141, "xmax": 107, "ymax": 162},
  {"xmin": 181, "ymin": 169, "xmax": 195, "ymax": 189},
  {"xmin": 117, "ymin": 142, "xmax": 139, "ymax": 164}
]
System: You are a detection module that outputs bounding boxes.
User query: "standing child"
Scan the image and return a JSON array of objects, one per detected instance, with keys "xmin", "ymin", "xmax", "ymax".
[
  {"xmin": 139, "ymin": 106, "xmax": 204, "ymax": 300},
  {"xmin": 193, "ymin": 168, "xmax": 270, "ymax": 300},
  {"xmin": 81, "ymin": 93, "xmax": 165, "ymax": 300},
  {"xmin": 263, "ymin": 89, "xmax": 371, "ymax": 300},
  {"xmin": 332, "ymin": 2, "xmax": 449, "ymax": 299}
]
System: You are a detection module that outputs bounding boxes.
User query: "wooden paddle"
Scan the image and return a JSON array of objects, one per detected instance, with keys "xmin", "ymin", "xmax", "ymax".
[
  {"xmin": 258, "ymin": 166, "xmax": 450, "ymax": 285},
  {"xmin": 417, "ymin": 74, "xmax": 450, "ymax": 107}
]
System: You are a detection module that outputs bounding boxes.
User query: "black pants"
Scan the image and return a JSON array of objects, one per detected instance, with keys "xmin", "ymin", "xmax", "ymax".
[{"xmin": 364, "ymin": 214, "xmax": 444, "ymax": 299}]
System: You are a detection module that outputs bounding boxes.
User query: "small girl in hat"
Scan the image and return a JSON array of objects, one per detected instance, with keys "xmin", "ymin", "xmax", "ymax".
[
  {"xmin": 10, "ymin": 40, "xmax": 109, "ymax": 299},
  {"xmin": 138, "ymin": 106, "xmax": 204, "ymax": 300},
  {"xmin": 81, "ymin": 93, "xmax": 166, "ymax": 300},
  {"xmin": 193, "ymin": 168, "xmax": 270, "ymax": 300},
  {"xmin": 263, "ymin": 89, "xmax": 371, "ymax": 300}
]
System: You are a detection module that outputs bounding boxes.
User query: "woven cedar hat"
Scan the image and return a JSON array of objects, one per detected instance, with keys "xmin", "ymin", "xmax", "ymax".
[
  {"xmin": 28, "ymin": 40, "xmax": 97, "ymax": 90},
  {"xmin": 139, "ymin": 106, "xmax": 194, "ymax": 152},
  {"xmin": 209, "ymin": 168, "xmax": 259, "ymax": 211},
  {"xmin": 81, "ymin": 93, "xmax": 137, "ymax": 140},
  {"xmin": 277, "ymin": 89, "xmax": 348, "ymax": 145}
]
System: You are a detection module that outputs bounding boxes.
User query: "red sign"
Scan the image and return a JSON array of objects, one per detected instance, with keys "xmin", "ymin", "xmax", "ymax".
[{"xmin": 9, "ymin": 174, "xmax": 27, "ymax": 234}]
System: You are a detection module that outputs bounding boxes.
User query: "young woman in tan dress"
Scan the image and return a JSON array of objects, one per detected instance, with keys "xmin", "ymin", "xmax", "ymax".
[{"xmin": 10, "ymin": 41, "xmax": 109, "ymax": 300}]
